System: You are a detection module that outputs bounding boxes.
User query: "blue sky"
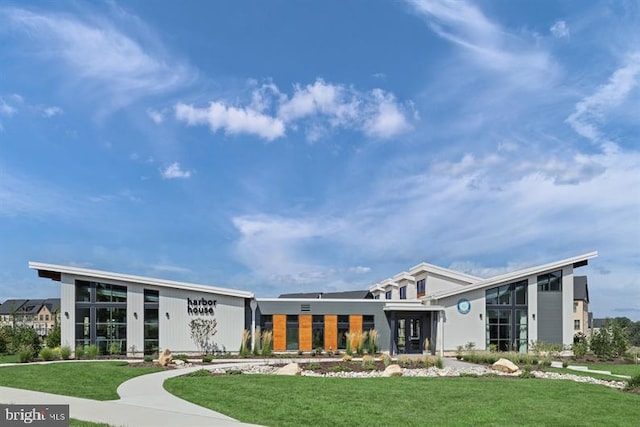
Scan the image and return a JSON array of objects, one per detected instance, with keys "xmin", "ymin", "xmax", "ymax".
[{"xmin": 0, "ymin": 0, "xmax": 638, "ymax": 319}]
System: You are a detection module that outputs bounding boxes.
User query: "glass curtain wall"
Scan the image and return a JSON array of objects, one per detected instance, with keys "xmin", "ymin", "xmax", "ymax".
[{"xmin": 486, "ymin": 280, "xmax": 528, "ymax": 352}]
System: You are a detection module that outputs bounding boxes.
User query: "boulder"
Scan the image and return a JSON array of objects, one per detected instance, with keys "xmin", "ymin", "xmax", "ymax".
[
  {"xmin": 276, "ymin": 362, "xmax": 301, "ymax": 376},
  {"xmin": 492, "ymin": 358, "xmax": 519, "ymax": 373},
  {"xmin": 157, "ymin": 348, "xmax": 172, "ymax": 366},
  {"xmin": 382, "ymin": 364, "xmax": 403, "ymax": 377},
  {"xmin": 174, "ymin": 359, "xmax": 185, "ymax": 366}
]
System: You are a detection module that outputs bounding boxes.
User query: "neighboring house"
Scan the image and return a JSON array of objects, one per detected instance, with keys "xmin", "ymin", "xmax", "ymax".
[
  {"xmin": 0, "ymin": 299, "xmax": 29, "ymax": 327},
  {"xmin": 35, "ymin": 298, "xmax": 61, "ymax": 336},
  {"xmin": 0, "ymin": 298, "xmax": 60, "ymax": 336},
  {"xmin": 573, "ymin": 276, "xmax": 590, "ymax": 336}
]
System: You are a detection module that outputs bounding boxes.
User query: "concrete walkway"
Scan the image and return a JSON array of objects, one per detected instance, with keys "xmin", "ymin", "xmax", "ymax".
[
  {"xmin": 549, "ymin": 361, "xmax": 632, "ymax": 379},
  {"xmin": 0, "ymin": 361, "xmax": 267, "ymax": 427}
]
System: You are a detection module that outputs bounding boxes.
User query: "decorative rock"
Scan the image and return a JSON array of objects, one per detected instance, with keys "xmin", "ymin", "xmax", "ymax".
[
  {"xmin": 276, "ymin": 362, "xmax": 301, "ymax": 376},
  {"xmin": 492, "ymin": 358, "xmax": 519, "ymax": 373},
  {"xmin": 174, "ymin": 359, "xmax": 185, "ymax": 366},
  {"xmin": 382, "ymin": 364, "xmax": 403, "ymax": 377},
  {"xmin": 157, "ymin": 348, "xmax": 172, "ymax": 367}
]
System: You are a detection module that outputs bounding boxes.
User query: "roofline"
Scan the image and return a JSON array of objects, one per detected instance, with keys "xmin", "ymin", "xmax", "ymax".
[
  {"xmin": 257, "ymin": 298, "xmax": 387, "ymax": 303},
  {"xmin": 430, "ymin": 251, "xmax": 598, "ymax": 300},
  {"xmin": 29, "ymin": 262, "xmax": 254, "ymax": 299},
  {"xmin": 408, "ymin": 262, "xmax": 482, "ymax": 283}
]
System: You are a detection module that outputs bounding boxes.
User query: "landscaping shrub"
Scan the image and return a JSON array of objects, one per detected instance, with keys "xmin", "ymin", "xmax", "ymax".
[
  {"xmin": 86, "ymin": 344, "xmax": 99, "ymax": 359},
  {"xmin": 0, "ymin": 325, "xmax": 12, "ymax": 354},
  {"xmin": 202, "ymin": 355, "xmax": 213, "ymax": 363},
  {"xmin": 590, "ymin": 328, "xmax": 613, "ymax": 360},
  {"xmin": 306, "ymin": 362, "xmax": 322, "ymax": 371},
  {"xmin": 188, "ymin": 369, "xmax": 213, "ymax": 377},
  {"xmin": 60, "ymin": 346, "xmax": 71, "ymax": 360},
  {"xmin": 46, "ymin": 320, "xmax": 61, "ymax": 348},
  {"xmin": 260, "ymin": 330, "xmax": 273, "ymax": 357},
  {"xmin": 108, "ymin": 342, "xmax": 120, "ymax": 356},
  {"xmin": 342, "ymin": 354, "xmax": 352, "ymax": 362},
  {"xmin": 226, "ymin": 369, "xmax": 243, "ymax": 375},
  {"xmin": 380, "ymin": 353, "xmax": 392, "ymax": 367},
  {"xmin": 625, "ymin": 374, "xmax": 640, "ymax": 391},
  {"xmin": 39, "ymin": 347, "xmax": 57, "ymax": 361},
  {"xmin": 435, "ymin": 356, "xmax": 444, "ymax": 369},
  {"xmin": 144, "ymin": 355, "xmax": 153, "ymax": 363},
  {"xmin": 361, "ymin": 355, "xmax": 375, "ymax": 370},
  {"xmin": 18, "ymin": 347, "xmax": 33, "ymax": 363},
  {"xmin": 572, "ymin": 332, "xmax": 588, "ymax": 358},
  {"xmin": 74, "ymin": 346, "xmax": 85, "ymax": 359},
  {"xmin": 11, "ymin": 325, "xmax": 41, "ymax": 355},
  {"xmin": 239, "ymin": 329, "xmax": 251, "ymax": 357},
  {"xmin": 519, "ymin": 365, "xmax": 535, "ymax": 379},
  {"xmin": 367, "ymin": 329, "xmax": 379, "ymax": 355},
  {"xmin": 329, "ymin": 364, "xmax": 351, "ymax": 373},
  {"xmin": 173, "ymin": 354, "xmax": 189, "ymax": 362},
  {"xmin": 424, "ymin": 356, "xmax": 435, "ymax": 368}
]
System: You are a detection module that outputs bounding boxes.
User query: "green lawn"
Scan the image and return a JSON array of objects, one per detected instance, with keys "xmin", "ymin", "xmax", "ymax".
[
  {"xmin": 0, "ymin": 354, "xmax": 20, "ymax": 364},
  {"xmin": 70, "ymin": 419, "xmax": 111, "ymax": 427},
  {"xmin": 573, "ymin": 363, "xmax": 640, "ymax": 377},
  {"xmin": 0, "ymin": 361, "xmax": 162, "ymax": 400},
  {"xmin": 165, "ymin": 375, "xmax": 640, "ymax": 427}
]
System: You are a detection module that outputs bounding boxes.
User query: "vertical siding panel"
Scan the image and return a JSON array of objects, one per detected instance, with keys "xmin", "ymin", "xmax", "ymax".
[
  {"xmin": 349, "ymin": 315, "xmax": 363, "ymax": 333},
  {"xmin": 324, "ymin": 315, "xmax": 337, "ymax": 351},
  {"xmin": 298, "ymin": 315, "xmax": 312, "ymax": 351},
  {"xmin": 273, "ymin": 314, "xmax": 287, "ymax": 351}
]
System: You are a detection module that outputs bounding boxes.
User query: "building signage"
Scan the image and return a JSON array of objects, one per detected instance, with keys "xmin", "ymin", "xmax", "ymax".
[
  {"xmin": 187, "ymin": 297, "xmax": 217, "ymax": 315},
  {"xmin": 457, "ymin": 298, "xmax": 471, "ymax": 315}
]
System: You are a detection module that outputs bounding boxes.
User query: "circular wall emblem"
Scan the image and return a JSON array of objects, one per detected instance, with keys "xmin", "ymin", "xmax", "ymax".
[{"xmin": 457, "ymin": 298, "xmax": 471, "ymax": 314}]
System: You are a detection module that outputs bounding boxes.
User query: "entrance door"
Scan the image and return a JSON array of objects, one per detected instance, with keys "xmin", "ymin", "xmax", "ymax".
[{"xmin": 396, "ymin": 316, "xmax": 423, "ymax": 354}]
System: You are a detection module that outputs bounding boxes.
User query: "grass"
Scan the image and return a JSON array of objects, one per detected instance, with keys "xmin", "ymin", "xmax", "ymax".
[
  {"xmin": 70, "ymin": 419, "xmax": 111, "ymax": 427},
  {"xmin": 0, "ymin": 361, "xmax": 162, "ymax": 400},
  {"xmin": 0, "ymin": 354, "xmax": 20, "ymax": 364},
  {"xmin": 572, "ymin": 363, "xmax": 640, "ymax": 377},
  {"xmin": 165, "ymin": 375, "xmax": 640, "ymax": 426}
]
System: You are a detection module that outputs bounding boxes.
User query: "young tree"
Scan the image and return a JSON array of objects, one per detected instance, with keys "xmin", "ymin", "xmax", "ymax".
[
  {"xmin": 46, "ymin": 319, "xmax": 61, "ymax": 348},
  {"xmin": 189, "ymin": 318, "xmax": 217, "ymax": 354}
]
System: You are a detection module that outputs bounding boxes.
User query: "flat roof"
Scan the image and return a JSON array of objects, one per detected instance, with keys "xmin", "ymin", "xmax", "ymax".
[{"xmin": 29, "ymin": 262, "xmax": 254, "ymax": 300}]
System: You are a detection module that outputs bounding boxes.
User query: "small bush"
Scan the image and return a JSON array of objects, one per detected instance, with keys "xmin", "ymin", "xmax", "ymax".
[
  {"xmin": 342, "ymin": 354, "xmax": 352, "ymax": 362},
  {"xmin": 226, "ymin": 369, "xmax": 243, "ymax": 375},
  {"xmin": 11, "ymin": 326, "xmax": 41, "ymax": 355},
  {"xmin": 380, "ymin": 353, "xmax": 392, "ymax": 367},
  {"xmin": 519, "ymin": 365, "xmax": 535, "ymax": 379},
  {"xmin": 625, "ymin": 374, "xmax": 640, "ymax": 391},
  {"xmin": 86, "ymin": 344, "xmax": 99, "ymax": 359},
  {"xmin": 173, "ymin": 354, "xmax": 189, "ymax": 362},
  {"xmin": 60, "ymin": 346, "xmax": 72, "ymax": 360},
  {"xmin": 367, "ymin": 329, "xmax": 379, "ymax": 355},
  {"xmin": 562, "ymin": 360, "xmax": 568, "ymax": 368},
  {"xmin": 108, "ymin": 342, "xmax": 120, "ymax": 355},
  {"xmin": 306, "ymin": 362, "xmax": 322, "ymax": 371},
  {"xmin": 435, "ymin": 356, "xmax": 444, "ymax": 369},
  {"xmin": 361, "ymin": 355, "xmax": 375, "ymax": 370},
  {"xmin": 39, "ymin": 347, "xmax": 57, "ymax": 361},
  {"xmin": 188, "ymin": 369, "xmax": 212, "ymax": 377},
  {"xmin": 239, "ymin": 329, "xmax": 251, "ymax": 357},
  {"xmin": 538, "ymin": 358, "xmax": 552, "ymax": 368},
  {"xmin": 260, "ymin": 330, "xmax": 273, "ymax": 357},
  {"xmin": 18, "ymin": 347, "xmax": 33, "ymax": 363},
  {"xmin": 329, "ymin": 364, "xmax": 351, "ymax": 373},
  {"xmin": 144, "ymin": 355, "xmax": 153, "ymax": 363},
  {"xmin": 202, "ymin": 355, "xmax": 213, "ymax": 363},
  {"xmin": 74, "ymin": 346, "xmax": 85, "ymax": 359}
]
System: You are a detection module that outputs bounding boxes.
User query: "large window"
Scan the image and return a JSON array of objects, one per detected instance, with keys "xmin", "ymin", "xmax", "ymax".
[
  {"xmin": 385, "ymin": 291, "xmax": 392, "ymax": 300},
  {"xmin": 74, "ymin": 280, "xmax": 127, "ymax": 354},
  {"xmin": 312, "ymin": 315, "xmax": 324, "ymax": 349},
  {"xmin": 286, "ymin": 315, "xmax": 299, "ymax": 350},
  {"xmin": 400, "ymin": 287, "xmax": 407, "ymax": 300},
  {"xmin": 486, "ymin": 280, "xmax": 528, "ymax": 352},
  {"xmin": 537, "ymin": 270, "xmax": 562, "ymax": 292},
  {"xmin": 144, "ymin": 289, "xmax": 159, "ymax": 355},
  {"xmin": 417, "ymin": 279, "xmax": 426, "ymax": 297},
  {"xmin": 337, "ymin": 315, "xmax": 350, "ymax": 349}
]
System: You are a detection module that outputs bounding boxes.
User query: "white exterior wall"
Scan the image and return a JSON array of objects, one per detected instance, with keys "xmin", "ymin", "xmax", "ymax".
[
  {"xmin": 527, "ymin": 276, "xmax": 538, "ymax": 345},
  {"xmin": 562, "ymin": 265, "xmax": 574, "ymax": 346},
  {"xmin": 60, "ymin": 273, "xmax": 76, "ymax": 350},
  {"xmin": 398, "ymin": 279, "xmax": 416, "ymax": 299},
  {"xmin": 437, "ymin": 288, "xmax": 486, "ymax": 351},
  {"xmin": 159, "ymin": 287, "xmax": 245, "ymax": 353},
  {"xmin": 426, "ymin": 273, "xmax": 468, "ymax": 295},
  {"xmin": 126, "ymin": 285, "xmax": 144, "ymax": 356}
]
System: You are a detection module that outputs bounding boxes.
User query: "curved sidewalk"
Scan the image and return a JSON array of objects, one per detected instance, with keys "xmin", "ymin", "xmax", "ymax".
[{"xmin": 0, "ymin": 361, "xmax": 267, "ymax": 427}]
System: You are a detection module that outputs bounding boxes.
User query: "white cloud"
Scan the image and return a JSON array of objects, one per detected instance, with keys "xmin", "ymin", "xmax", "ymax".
[
  {"xmin": 147, "ymin": 109, "xmax": 164, "ymax": 124},
  {"xmin": 175, "ymin": 79, "xmax": 414, "ymax": 142},
  {"xmin": 0, "ymin": 98, "xmax": 17, "ymax": 116},
  {"xmin": 407, "ymin": 0, "xmax": 555, "ymax": 87},
  {"xmin": 1, "ymin": 7, "xmax": 194, "ymax": 110},
  {"xmin": 160, "ymin": 162, "xmax": 191, "ymax": 179},
  {"xmin": 566, "ymin": 52, "xmax": 640, "ymax": 151},
  {"xmin": 550, "ymin": 20, "xmax": 570, "ymax": 38},
  {"xmin": 175, "ymin": 102, "xmax": 286, "ymax": 141},
  {"xmin": 42, "ymin": 106, "xmax": 63, "ymax": 117},
  {"xmin": 348, "ymin": 266, "xmax": 371, "ymax": 274}
]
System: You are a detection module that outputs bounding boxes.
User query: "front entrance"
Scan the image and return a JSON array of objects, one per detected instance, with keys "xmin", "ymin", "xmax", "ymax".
[{"xmin": 390, "ymin": 312, "xmax": 433, "ymax": 354}]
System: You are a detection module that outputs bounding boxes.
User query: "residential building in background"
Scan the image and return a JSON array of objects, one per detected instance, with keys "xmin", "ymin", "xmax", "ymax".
[{"xmin": 0, "ymin": 298, "xmax": 60, "ymax": 336}]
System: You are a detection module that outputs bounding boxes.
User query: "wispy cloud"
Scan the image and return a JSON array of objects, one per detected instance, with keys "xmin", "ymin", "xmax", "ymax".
[
  {"xmin": 146, "ymin": 108, "xmax": 164, "ymax": 124},
  {"xmin": 550, "ymin": 20, "xmax": 570, "ymax": 38},
  {"xmin": 1, "ymin": 7, "xmax": 195, "ymax": 111},
  {"xmin": 566, "ymin": 52, "xmax": 640, "ymax": 151},
  {"xmin": 175, "ymin": 79, "xmax": 414, "ymax": 141},
  {"xmin": 41, "ymin": 106, "xmax": 63, "ymax": 118},
  {"xmin": 407, "ymin": 0, "xmax": 555, "ymax": 87},
  {"xmin": 0, "ymin": 98, "xmax": 18, "ymax": 116},
  {"xmin": 160, "ymin": 162, "xmax": 192, "ymax": 179}
]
